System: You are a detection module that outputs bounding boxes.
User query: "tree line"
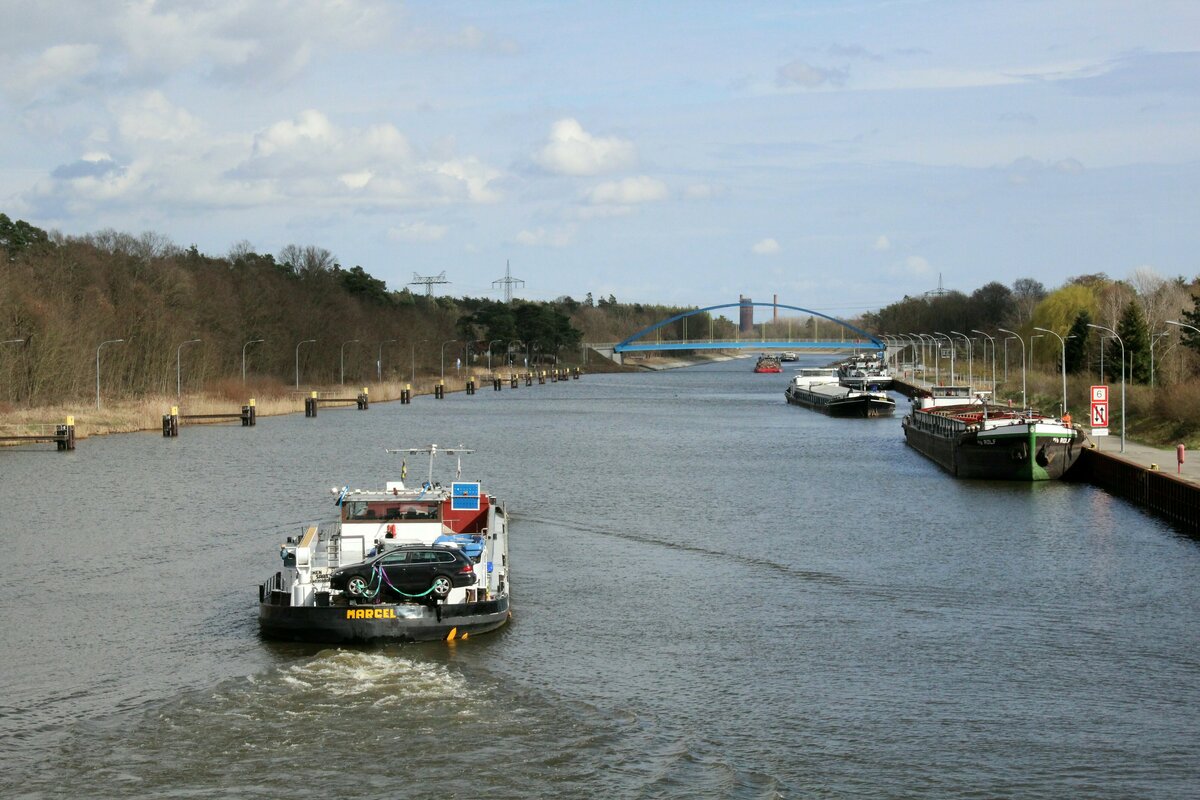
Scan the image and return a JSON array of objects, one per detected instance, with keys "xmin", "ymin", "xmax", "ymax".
[
  {"xmin": 861, "ymin": 270, "xmax": 1200, "ymax": 385},
  {"xmin": 0, "ymin": 215, "xmax": 673, "ymax": 405}
]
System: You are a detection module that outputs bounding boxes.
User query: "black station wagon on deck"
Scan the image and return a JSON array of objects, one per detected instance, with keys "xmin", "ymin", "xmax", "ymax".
[{"xmin": 329, "ymin": 544, "xmax": 476, "ymax": 602}]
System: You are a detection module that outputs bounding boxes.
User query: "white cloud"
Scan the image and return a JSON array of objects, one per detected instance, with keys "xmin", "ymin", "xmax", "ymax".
[
  {"xmin": 1005, "ymin": 156, "xmax": 1087, "ymax": 185},
  {"xmin": 394, "ymin": 24, "xmax": 519, "ymax": 55},
  {"xmin": 3, "ymin": 43, "xmax": 99, "ymax": 99},
  {"xmin": 873, "ymin": 235, "xmax": 891, "ymax": 251},
  {"xmin": 884, "ymin": 255, "xmax": 934, "ymax": 278},
  {"xmin": 684, "ymin": 183, "xmax": 723, "ymax": 200},
  {"xmin": 905, "ymin": 256, "xmax": 932, "ymax": 275},
  {"xmin": 436, "ymin": 157, "xmax": 503, "ymax": 203},
  {"xmin": 1, "ymin": 2, "xmax": 393, "ymax": 103},
  {"xmin": 535, "ymin": 118, "xmax": 637, "ymax": 176},
  {"xmin": 388, "ymin": 221, "xmax": 448, "ymax": 242},
  {"xmin": 252, "ymin": 109, "xmax": 338, "ymax": 158},
  {"xmin": 111, "ymin": 91, "xmax": 201, "ymax": 143},
  {"xmin": 776, "ymin": 59, "xmax": 848, "ymax": 89},
  {"xmin": 752, "ymin": 238, "xmax": 781, "ymax": 255},
  {"xmin": 340, "ymin": 171, "xmax": 373, "ymax": 189},
  {"xmin": 516, "ymin": 225, "xmax": 576, "ymax": 247},
  {"xmin": 587, "ymin": 176, "xmax": 668, "ymax": 205},
  {"xmin": 25, "ymin": 105, "xmax": 505, "ymax": 218}
]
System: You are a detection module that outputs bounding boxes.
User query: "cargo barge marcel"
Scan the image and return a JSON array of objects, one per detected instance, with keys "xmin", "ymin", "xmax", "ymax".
[
  {"xmin": 258, "ymin": 446, "xmax": 511, "ymax": 643},
  {"xmin": 902, "ymin": 386, "xmax": 1090, "ymax": 480}
]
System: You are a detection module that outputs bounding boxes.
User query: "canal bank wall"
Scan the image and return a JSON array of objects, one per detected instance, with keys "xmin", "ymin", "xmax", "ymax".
[
  {"xmin": 892, "ymin": 375, "xmax": 1200, "ymax": 536},
  {"xmin": 1069, "ymin": 449, "xmax": 1200, "ymax": 534}
]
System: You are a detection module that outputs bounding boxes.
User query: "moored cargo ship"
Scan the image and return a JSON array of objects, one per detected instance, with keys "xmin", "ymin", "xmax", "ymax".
[
  {"xmin": 902, "ymin": 387, "xmax": 1089, "ymax": 480},
  {"xmin": 785, "ymin": 368, "xmax": 895, "ymax": 417}
]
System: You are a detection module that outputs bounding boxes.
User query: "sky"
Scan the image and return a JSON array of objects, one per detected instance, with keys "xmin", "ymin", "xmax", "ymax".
[{"xmin": 2, "ymin": 1, "xmax": 1199, "ymax": 318}]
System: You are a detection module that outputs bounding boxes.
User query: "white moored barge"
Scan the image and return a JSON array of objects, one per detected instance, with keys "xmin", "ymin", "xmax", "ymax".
[{"xmin": 258, "ymin": 446, "xmax": 511, "ymax": 643}]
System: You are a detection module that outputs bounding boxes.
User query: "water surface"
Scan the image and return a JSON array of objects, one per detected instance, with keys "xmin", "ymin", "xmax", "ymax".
[{"xmin": 1, "ymin": 357, "xmax": 1197, "ymax": 798}]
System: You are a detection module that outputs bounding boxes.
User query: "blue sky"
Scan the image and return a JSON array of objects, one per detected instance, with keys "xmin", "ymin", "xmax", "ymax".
[{"xmin": 2, "ymin": 1, "xmax": 1198, "ymax": 317}]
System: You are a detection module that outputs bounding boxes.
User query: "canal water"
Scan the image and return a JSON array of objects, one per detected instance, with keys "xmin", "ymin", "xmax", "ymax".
[{"xmin": 2, "ymin": 356, "xmax": 1198, "ymax": 799}]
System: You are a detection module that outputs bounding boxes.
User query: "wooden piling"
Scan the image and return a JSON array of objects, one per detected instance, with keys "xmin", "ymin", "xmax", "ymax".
[
  {"xmin": 357, "ymin": 387, "xmax": 369, "ymax": 410},
  {"xmin": 58, "ymin": 417, "xmax": 76, "ymax": 451},
  {"xmin": 163, "ymin": 406, "xmax": 180, "ymax": 437},
  {"xmin": 466, "ymin": 379, "xmax": 476, "ymax": 395},
  {"xmin": 305, "ymin": 391, "xmax": 318, "ymax": 417},
  {"xmin": 401, "ymin": 384, "xmax": 411, "ymax": 404},
  {"xmin": 242, "ymin": 398, "xmax": 256, "ymax": 426},
  {"xmin": 435, "ymin": 381, "xmax": 445, "ymax": 399},
  {"xmin": 510, "ymin": 373, "xmax": 518, "ymax": 389}
]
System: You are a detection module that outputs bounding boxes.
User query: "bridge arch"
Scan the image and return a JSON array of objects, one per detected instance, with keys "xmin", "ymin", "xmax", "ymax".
[{"xmin": 612, "ymin": 302, "xmax": 883, "ymax": 352}]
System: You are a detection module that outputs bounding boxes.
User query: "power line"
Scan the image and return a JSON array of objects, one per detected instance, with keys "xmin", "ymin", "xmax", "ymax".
[
  {"xmin": 491, "ymin": 260, "xmax": 525, "ymax": 303},
  {"xmin": 410, "ymin": 271, "xmax": 449, "ymax": 296}
]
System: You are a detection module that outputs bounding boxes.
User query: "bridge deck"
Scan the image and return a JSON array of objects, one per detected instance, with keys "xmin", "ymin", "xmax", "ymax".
[{"xmin": 614, "ymin": 339, "xmax": 882, "ymax": 353}]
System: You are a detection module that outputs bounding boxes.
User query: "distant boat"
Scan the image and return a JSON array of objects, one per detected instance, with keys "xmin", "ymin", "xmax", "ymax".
[
  {"xmin": 780, "ymin": 352, "xmax": 799, "ymax": 361},
  {"xmin": 755, "ymin": 355, "xmax": 782, "ymax": 373},
  {"xmin": 838, "ymin": 353, "xmax": 892, "ymax": 389},
  {"xmin": 784, "ymin": 368, "xmax": 895, "ymax": 417}
]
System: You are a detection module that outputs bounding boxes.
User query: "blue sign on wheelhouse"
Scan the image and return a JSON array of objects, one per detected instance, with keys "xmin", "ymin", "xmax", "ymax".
[{"xmin": 451, "ymin": 482, "xmax": 481, "ymax": 511}]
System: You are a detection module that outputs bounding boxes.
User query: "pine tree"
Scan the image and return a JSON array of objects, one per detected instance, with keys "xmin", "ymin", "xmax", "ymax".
[
  {"xmin": 1117, "ymin": 299, "xmax": 1150, "ymax": 383},
  {"xmin": 1064, "ymin": 310, "xmax": 1091, "ymax": 374},
  {"xmin": 1181, "ymin": 291, "xmax": 1200, "ymax": 355}
]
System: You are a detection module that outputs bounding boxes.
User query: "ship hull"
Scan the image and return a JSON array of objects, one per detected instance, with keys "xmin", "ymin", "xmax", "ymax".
[
  {"xmin": 903, "ymin": 422, "xmax": 1087, "ymax": 480},
  {"xmin": 258, "ymin": 594, "xmax": 511, "ymax": 643}
]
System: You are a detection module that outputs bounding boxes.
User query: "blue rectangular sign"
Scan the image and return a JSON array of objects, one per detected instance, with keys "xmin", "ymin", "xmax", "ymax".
[{"xmin": 451, "ymin": 481, "xmax": 481, "ymax": 511}]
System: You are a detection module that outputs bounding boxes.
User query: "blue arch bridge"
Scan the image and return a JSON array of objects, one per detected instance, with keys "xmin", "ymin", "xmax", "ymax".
[{"xmin": 594, "ymin": 302, "xmax": 884, "ymax": 364}]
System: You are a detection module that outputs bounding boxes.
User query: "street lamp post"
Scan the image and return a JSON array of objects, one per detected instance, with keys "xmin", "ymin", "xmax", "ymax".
[
  {"xmin": 242, "ymin": 338, "xmax": 264, "ymax": 386},
  {"xmin": 971, "ymin": 330, "xmax": 997, "ymax": 398},
  {"xmin": 410, "ymin": 339, "xmax": 428, "ymax": 385},
  {"xmin": 340, "ymin": 339, "xmax": 360, "ymax": 385},
  {"xmin": 950, "ymin": 331, "xmax": 973, "ymax": 392},
  {"xmin": 934, "ymin": 331, "xmax": 954, "ymax": 384},
  {"xmin": 1166, "ymin": 320, "xmax": 1200, "ymax": 338},
  {"xmin": 295, "ymin": 339, "xmax": 316, "ymax": 389},
  {"xmin": 1003, "ymin": 336, "xmax": 1017, "ymax": 383},
  {"xmin": 916, "ymin": 334, "xmax": 938, "ymax": 385},
  {"xmin": 1088, "ymin": 324, "xmax": 1125, "ymax": 452},
  {"xmin": 1149, "ymin": 332, "xmax": 1169, "ymax": 388},
  {"xmin": 1029, "ymin": 334, "xmax": 1044, "ymax": 372},
  {"xmin": 488, "ymin": 339, "xmax": 504, "ymax": 372},
  {"xmin": 376, "ymin": 339, "xmax": 397, "ymax": 383},
  {"xmin": 899, "ymin": 334, "xmax": 917, "ymax": 375},
  {"xmin": 909, "ymin": 333, "xmax": 927, "ymax": 381},
  {"xmin": 1033, "ymin": 327, "xmax": 1068, "ymax": 415},
  {"xmin": 176, "ymin": 338, "xmax": 202, "ymax": 399},
  {"xmin": 440, "ymin": 339, "xmax": 458, "ymax": 382},
  {"xmin": 997, "ymin": 329, "xmax": 1026, "ymax": 408},
  {"xmin": 96, "ymin": 338, "xmax": 125, "ymax": 409}
]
